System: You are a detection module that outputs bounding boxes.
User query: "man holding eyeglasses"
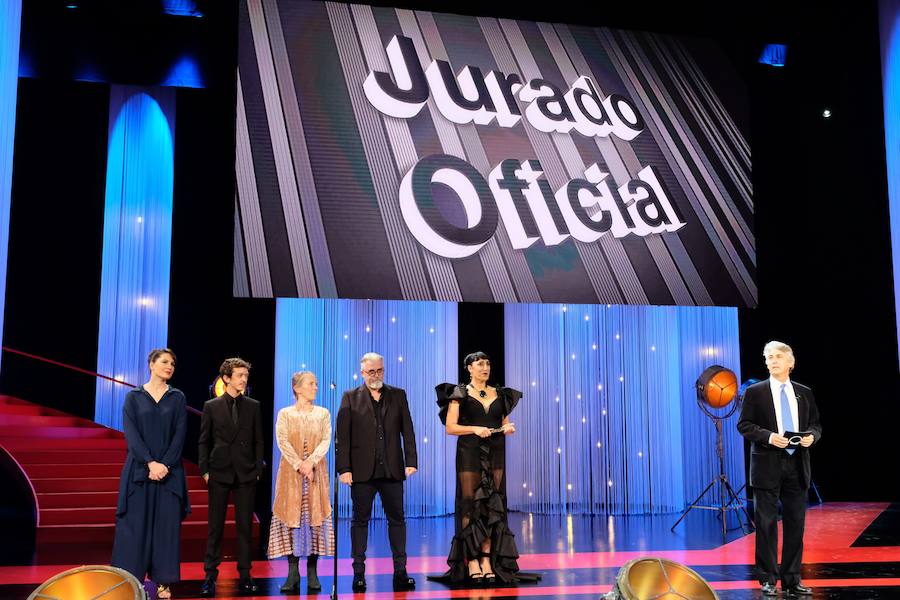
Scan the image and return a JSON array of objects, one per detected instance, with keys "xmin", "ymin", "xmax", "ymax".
[
  {"xmin": 336, "ymin": 352, "xmax": 418, "ymax": 592},
  {"xmin": 738, "ymin": 341, "xmax": 822, "ymax": 598}
]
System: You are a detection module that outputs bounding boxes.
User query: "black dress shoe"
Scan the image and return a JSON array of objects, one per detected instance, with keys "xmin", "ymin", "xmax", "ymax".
[
  {"xmin": 760, "ymin": 582, "xmax": 777, "ymax": 596},
  {"xmin": 785, "ymin": 583, "xmax": 813, "ymax": 596},
  {"xmin": 199, "ymin": 578, "xmax": 216, "ymax": 597},
  {"xmin": 238, "ymin": 578, "xmax": 259, "ymax": 594},
  {"xmin": 392, "ymin": 571, "xmax": 416, "ymax": 591},
  {"xmin": 352, "ymin": 575, "xmax": 366, "ymax": 592}
]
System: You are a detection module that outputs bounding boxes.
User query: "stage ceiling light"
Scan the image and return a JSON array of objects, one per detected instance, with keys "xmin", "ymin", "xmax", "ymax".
[{"xmin": 759, "ymin": 43, "xmax": 787, "ymax": 67}]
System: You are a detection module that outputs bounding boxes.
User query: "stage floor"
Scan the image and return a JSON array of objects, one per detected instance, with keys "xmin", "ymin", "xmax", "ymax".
[{"xmin": 2, "ymin": 502, "xmax": 898, "ymax": 599}]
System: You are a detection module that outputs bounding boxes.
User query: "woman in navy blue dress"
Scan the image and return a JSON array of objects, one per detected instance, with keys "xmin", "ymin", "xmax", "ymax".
[{"xmin": 111, "ymin": 348, "xmax": 190, "ymax": 599}]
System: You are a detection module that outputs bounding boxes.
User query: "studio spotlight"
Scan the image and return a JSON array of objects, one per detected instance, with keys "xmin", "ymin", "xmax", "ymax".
[
  {"xmin": 671, "ymin": 365, "xmax": 752, "ymax": 539},
  {"xmin": 604, "ymin": 557, "xmax": 719, "ymax": 600},
  {"xmin": 27, "ymin": 565, "xmax": 144, "ymax": 600}
]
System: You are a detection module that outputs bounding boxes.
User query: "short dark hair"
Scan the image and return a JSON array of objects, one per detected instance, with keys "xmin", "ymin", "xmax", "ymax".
[
  {"xmin": 464, "ymin": 351, "xmax": 490, "ymax": 367},
  {"xmin": 220, "ymin": 357, "xmax": 251, "ymax": 378},
  {"xmin": 148, "ymin": 348, "xmax": 176, "ymax": 365}
]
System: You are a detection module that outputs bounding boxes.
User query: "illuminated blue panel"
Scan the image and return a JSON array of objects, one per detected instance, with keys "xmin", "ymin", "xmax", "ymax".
[
  {"xmin": 95, "ymin": 87, "xmax": 175, "ymax": 430},
  {"xmin": 274, "ymin": 298, "xmax": 457, "ymax": 517},
  {"xmin": 880, "ymin": 0, "xmax": 900, "ymax": 368},
  {"xmin": 759, "ymin": 43, "xmax": 788, "ymax": 67},
  {"xmin": 505, "ymin": 304, "xmax": 744, "ymax": 515},
  {"xmin": 164, "ymin": 55, "xmax": 204, "ymax": 88},
  {"xmin": 162, "ymin": 0, "xmax": 204, "ymax": 17},
  {"xmin": 0, "ymin": 0, "xmax": 20, "ymax": 373}
]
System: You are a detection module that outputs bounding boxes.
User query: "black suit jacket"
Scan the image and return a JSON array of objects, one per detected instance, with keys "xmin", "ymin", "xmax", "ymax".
[
  {"xmin": 737, "ymin": 379, "xmax": 823, "ymax": 490},
  {"xmin": 335, "ymin": 384, "xmax": 417, "ymax": 482},
  {"xmin": 198, "ymin": 394, "xmax": 265, "ymax": 484}
]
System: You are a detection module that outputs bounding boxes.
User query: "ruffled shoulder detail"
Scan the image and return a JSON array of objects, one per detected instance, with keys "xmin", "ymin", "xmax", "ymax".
[
  {"xmin": 435, "ymin": 383, "xmax": 466, "ymax": 425},
  {"xmin": 497, "ymin": 386, "xmax": 522, "ymax": 416}
]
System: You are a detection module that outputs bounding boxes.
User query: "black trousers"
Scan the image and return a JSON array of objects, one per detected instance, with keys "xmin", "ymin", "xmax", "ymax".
[
  {"xmin": 204, "ymin": 476, "xmax": 257, "ymax": 579},
  {"xmin": 350, "ymin": 478, "xmax": 407, "ymax": 574},
  {"xmin": 753, "ymin": 452, "xmax": 807, "ymax": 587}
]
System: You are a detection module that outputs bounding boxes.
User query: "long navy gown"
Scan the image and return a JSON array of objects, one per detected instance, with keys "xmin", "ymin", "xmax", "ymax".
[
  {"xmin": 111, "ymin": 386, "xmax": 191, "ymax": 585},
  {"xmin": 429, "ymin": 383, "xmax": 540, "ymax": 585}
]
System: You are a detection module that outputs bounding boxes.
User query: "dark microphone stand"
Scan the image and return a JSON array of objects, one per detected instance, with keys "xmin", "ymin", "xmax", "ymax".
[{"xmin": 331, "ymin": 439, "xmax": 340, "ymax": 600}]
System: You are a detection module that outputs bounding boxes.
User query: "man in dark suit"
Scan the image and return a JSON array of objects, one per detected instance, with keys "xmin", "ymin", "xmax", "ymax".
[
  {"xmin": 738, "ymin": 341, "xmax": 822, "ymax": 597},
  {"xmin": 337, "ymin": 352, "xmax": 418, "ymax": 592},
  {"xmin": 198, "ymin": 357, "xmax": 264, "ymax": 596}
]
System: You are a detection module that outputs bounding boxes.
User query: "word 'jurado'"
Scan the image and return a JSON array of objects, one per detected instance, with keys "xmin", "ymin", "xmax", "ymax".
[
  {"xmin": 364, "ymin": 36, "xmax": 645, "ymax": 141},
  {"xmin": 399, "ymin": 155, "xmax": 686, "ymax": 259}
]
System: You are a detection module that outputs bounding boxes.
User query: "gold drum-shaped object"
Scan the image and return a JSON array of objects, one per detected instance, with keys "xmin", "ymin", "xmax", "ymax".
[
  {"xmin": 607, "ymin": 557, "xmax": 719, "ymax": 600},
  {"xmin": 28, "ymin": 565, "xmax": 144, "ymax": 600}
]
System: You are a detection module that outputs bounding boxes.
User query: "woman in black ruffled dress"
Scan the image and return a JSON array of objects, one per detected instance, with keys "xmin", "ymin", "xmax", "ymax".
[{"xmin": 430, "ymin": 352, "xmax": 540, "ymax": 586}]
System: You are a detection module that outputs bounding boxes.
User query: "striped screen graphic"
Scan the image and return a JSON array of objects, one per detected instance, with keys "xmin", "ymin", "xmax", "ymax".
[{"xmin": 235, "ymin": 0, "xmax": 754, "ymax": 306}]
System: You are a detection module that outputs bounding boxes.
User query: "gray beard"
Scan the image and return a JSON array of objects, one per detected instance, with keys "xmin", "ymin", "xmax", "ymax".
[{"xmin": 367, "ymin": 380, "xmax": 384, "ymax": 390}]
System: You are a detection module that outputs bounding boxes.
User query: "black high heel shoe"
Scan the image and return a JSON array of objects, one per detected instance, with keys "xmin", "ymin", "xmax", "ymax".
[
  {"xmin": 467, "ymin": 558, "xmax": 484, "ymax": 583},
  {"xmin": 480, "ymin": 553, "xmax": 496, "ymax": 585}
]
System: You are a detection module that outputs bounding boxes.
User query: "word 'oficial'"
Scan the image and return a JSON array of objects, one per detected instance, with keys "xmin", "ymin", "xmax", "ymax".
[
  {"xmin": 399, "ymin": 154, "xmax": 686, "ymax": 259},
  {"xmin": 364, "ymin": 36, "xmax": 645, "ymax": 141}
]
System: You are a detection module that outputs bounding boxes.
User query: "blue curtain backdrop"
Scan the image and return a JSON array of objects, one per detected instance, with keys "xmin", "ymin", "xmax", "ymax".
[
  {"xmin": 504, "ymin": 304, "xmax": 744, "ymax": 515},
  {"xmin": 880, "ymin": 0, "xmax": 900, "ymax": 370},
  {"xmin": 95, "ymin": 86, "xmax": 175, "ymax": 430},
  {"xmin": 0, "ymin": 1, "xmax": 22, "ymax": 373},
  {"xmin": 273, "ymin": 298, "xmax": 458, "ymax": 518}
]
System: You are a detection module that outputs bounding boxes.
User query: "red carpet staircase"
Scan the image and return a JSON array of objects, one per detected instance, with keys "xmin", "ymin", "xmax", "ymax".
[{"xmin": 0, "ymin": 395, "xmax": 256, "ymax": 546}]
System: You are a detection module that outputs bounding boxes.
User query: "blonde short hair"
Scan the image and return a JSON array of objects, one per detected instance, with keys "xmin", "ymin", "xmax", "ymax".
[
  {"xmin": 291, "ymin": 370, "xmax": 316, "ymax": 394},
  {"xmin": 763, "ymin": 340, "xmax": 795, "ymax": 370}
]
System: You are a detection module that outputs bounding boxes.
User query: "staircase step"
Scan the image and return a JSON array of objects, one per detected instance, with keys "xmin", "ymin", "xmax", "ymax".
[
  {"xmin": 31, "ymin": 475, "xmax": 207, "ymax": 493},
  {"xmin": 26, "ymin": 463, "xmax": 124, "ymax": 478},
  {"xmin": 2, "ymin": 438, "xmax": 127, "ymax": 450},
  {"xmin": 37, "ymin": 488, "xmax": 210, "ymax": 509},
  {"xmin": 0, "ymin": 414, "xmax": 85, "ymax": 427},
  {"xmin": 0, "ymin": 405, "xmax": 46, "ymax": 416},
  {"xmin": 40, "ymin": 504, "xmax": 231, "ymax": 525},
  {"xmin": 0, "ymin": 425, "xmax": 115, "ymax": 439},
  {"xmin": 17, "ymin": 449, "xmax": 127, "ymax": 464},
  {"xmin": 36, "ymin": 520, "xmax": 258, "ymax": 543}
]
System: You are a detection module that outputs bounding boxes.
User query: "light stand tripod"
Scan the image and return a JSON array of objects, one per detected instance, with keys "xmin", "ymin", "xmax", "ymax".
[{"xmin": 671, "ymin": 367, "xmax": 753, "ymax": 541}]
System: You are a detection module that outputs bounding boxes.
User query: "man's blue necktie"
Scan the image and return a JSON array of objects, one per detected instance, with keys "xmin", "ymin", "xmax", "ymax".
[{"xmin": 780, "ymin": 383, "xmax": 795, "ymax": 455}]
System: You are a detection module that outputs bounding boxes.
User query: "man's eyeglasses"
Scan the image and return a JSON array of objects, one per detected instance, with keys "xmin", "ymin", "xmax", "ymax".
[{"xmin": 363, "ymin": 368, "xmax": 384, "ymax": 377}]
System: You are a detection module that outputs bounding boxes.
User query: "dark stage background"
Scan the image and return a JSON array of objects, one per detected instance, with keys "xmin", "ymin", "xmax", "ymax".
[{"xmin": 1, "ymin": 1, "xmax": 897, "ymax": 547}]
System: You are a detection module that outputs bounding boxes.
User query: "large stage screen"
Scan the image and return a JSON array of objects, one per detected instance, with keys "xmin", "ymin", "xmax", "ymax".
[{"xmin": 234, "ymin": 0, "xmax": 754, "ymax": 306}]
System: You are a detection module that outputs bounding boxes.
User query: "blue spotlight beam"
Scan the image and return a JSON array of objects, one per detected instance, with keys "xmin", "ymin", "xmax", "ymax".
[
  {"xmin": 880, "ymin": 0, "xmax": 900, "ymax": 370},
  {"xmin": 95, "ymin": 87, "xmax": 175, "ymax": 430},
  {"xmin": 0, "ymin": 1, "xmax": 22, "ymax": 373}
]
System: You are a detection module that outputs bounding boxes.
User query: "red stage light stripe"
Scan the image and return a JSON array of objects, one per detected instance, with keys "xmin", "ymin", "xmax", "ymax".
[
  {"xmin": 150, "ymin": 578, "xmax": 900, "ymax": 600},
  {"xmin": 2, "ymin": 504, "xmax": 895, "ymax": 585}
]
